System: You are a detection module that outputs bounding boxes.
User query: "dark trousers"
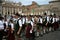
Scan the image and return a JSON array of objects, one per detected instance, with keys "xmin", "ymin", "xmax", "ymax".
[
  {"xmin": 31, "ymin": 32, "xmax": 35, "ymax": 40},
  {"xmin": 8, "ymin": 30, "xmax": 15, "ymax": 40},
  {"xmin": 0, "ymin": 30, "xmax": 4, "ymax": 40},
  {"xmin": 22, "ymin": 24, "xmax": 26, "ymax": 30}
]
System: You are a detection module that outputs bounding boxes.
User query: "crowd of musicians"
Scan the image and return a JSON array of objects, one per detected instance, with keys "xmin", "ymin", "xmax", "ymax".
[{"xmin": 0, "ymin": 13, "xmax": 60, "ymax": 40}]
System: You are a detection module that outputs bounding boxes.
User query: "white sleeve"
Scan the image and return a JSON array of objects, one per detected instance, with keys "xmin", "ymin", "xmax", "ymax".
[
  {"xmin": 19, "ymin": 20, "xmax": 22, "ymax": 27},
  {"xmin": 31, "ymin": 21, "xmax": 33, "ymax": 27},
  {"xmin": 56, "ymin": 18, "xmax": 59, "ymax": 22},
  {"xmin": 40, "ymin": 18, "xmax": 43, "ymax": 23},
  {"xmin": 32, "ymin": 18, "xmax": 34, "ymax": 22},
  {"xmin": 52, "ymin": 18, "xmax": 54, "ymax": 23},
  {"xmin": 26, "ymin": 18, "xmax": 28, "ymax": 23},
  {"xmin": 6, "ymin": 22, "xmax": 8, "ymax": 26},
  {"xmin": 58, "ymin": 18, "xmax": 59, "ymax": 21},
  {"xmin": 47, "ymin": 17, "xmax": 49, "ymax": 22},
  {"xmin": 11, "ymin": 23, "xmax": 14, "ymax": 29},
  {"xmin": 31, "ymin": 21, "xmax": 34, "ymax": 30}
]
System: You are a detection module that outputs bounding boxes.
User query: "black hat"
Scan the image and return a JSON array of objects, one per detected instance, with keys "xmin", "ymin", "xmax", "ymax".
[
  {"xmin": 15, "ymin": 13, "xmax": 20, "ymax": 17},
  {"xmin": 54, "ymin": 14, "xmax": 56, "ymax": 16},
  {"xmin": 50, "ymin": 14, "xmax": 52, "ymax": 17},
  {"xmin": 44, "ymin": 12, "xmax": 47, "ymax": 15},
  {"xmin": 0, "ymin": 16, "xmax": 4, "ymax": 20}
]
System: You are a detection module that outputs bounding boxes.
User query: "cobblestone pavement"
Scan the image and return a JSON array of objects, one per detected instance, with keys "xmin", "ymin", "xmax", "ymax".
[
  {"xmin": 3, "ymin": 30, "xmax": 60, "ymax": 40},
  {"xmin": 36, "ymin": 30, "xmax": 60, "ymax": 40}
]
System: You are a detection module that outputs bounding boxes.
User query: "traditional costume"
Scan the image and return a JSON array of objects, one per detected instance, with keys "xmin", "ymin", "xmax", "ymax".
[
  {"xmin": 55, "ymin": 17, "xmax": 59, "ymax": 29},
  {"xmin": 14, "ymin": 13, "xmax": 22, "ymax": 40},
  {"xmin": 46, "ymin": 16, "xmax": 51, "ymax": 32},
  {"xmin": 35, "ymin": 16, "xmax": 40, "ymax": 37},
  {"xmin": 3, "ymin": 19, "xmax": 8, "ymax": 39},
  {"xmin": 39, "ymin": 16, "xmax": 43, "ymax": 36},
  {"xmin": 52, "ymin": 17, "xmax": 57, "ymax": 31},
  {"xmin": 43, "ymin": 16, "xmax": 47, "ymax": 34},
  {"xmin": 0, "ymin": 20, "xmax": 4, "ymax": 40},
  {"xmin": 49, "ymin": 16, "xmax": 53, "ymax": 32},
  {"xmin": 0, "ymin": 16, "xmax": 4, "ymax": 40},
  {"xmin": 22, "ymin": 16, "xmax": 26, "ymax": 31},
  {"xmin": 14, "ymin": 18, "xmax": 22, "ymax": 37},
  {"xmin": 8, "ymin": 20, "xmax": 15, "ymax": 40},
  {"xmin": 26, "ymin": 17, "xmax": 34, "ymax": 40}
]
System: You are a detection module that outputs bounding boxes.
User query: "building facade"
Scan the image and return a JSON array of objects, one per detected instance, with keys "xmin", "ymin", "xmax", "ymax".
[
  {"xmin": 0, "ymin": 0, "xmax": 60, "ymax": 16},
  {"xmin": 0, "ymin": 0, "xmax": 2, "ymax": 14},
  {"xmin": 1, "ymin": 0, "xmax": 22, "ymax": 16},
  {"xmin": 22, "ymin": 1, "xmax": 60, "ymax": 16}
]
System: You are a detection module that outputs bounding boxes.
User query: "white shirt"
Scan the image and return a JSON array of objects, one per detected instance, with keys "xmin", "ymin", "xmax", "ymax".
[
  {"xmin": 27, "ymin": 20, "xmax": 34, "ymax": 33},
  {"xmin": 19, "ymin": 19, "xmax": 22, "ymax": 27},
  {"xmin": 39, "ymin": 18, "xmax": 43, "ymax": 23},
  {"xmin": 0, "ymin": 20, "xmax": 4, "ymax": 30},
  {"xmin": 27, "ymin": 20, "xmax": 34, "ymax": 28},
  {"xmin": 22, "ymin": 17, "xmax": 25, "ymax": 24},
  {"xmin": 47, "ymin": 16, "xmax": 50, "ymax": 22},
  {"xmin": 4, "ymin": 21, "xmax": 8, "ymax": 27},
  {"xmin": 52, "ymin": 18, "xmax": 56, "ymax": 23},
  {"xmin": 10, "ymin": 22, "xmax": 14, "ymax": 29},
  {"xmin": 13, "ymin": 18, "xmax": 17, "ymax": 22},
  {"xmin": 56, "ymin": 18, "xmax": 59, "ymax": 22},
  {"xmin": 26, "ymin": 17, "xmax": 28, "ymax": 23},
  {"xmin": 32, "ymin": 17, "xmax": 34, "ymax": 22}
]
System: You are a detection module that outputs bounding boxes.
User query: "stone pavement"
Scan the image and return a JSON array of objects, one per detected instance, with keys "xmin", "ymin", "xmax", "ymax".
[
  {"xmin": 36, "ymin": 30, "xmax": 60, "ymax": 40},
  {"xmin": 3, "ymin": 30, "xmax": 60, "ymax": 40}
]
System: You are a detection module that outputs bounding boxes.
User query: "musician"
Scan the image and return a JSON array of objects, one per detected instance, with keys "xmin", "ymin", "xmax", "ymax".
[
  {"xmin": 48, "ymin": 15, "xmax": 53, "ymax": 32},
  {"xmin": 36, "ymin": 15, "xmax": 41, "ymax": 37},
  {"xmin": 52, "ymin": 14, "xmax": 57, "ymax": 31},
  {"xmin": 14, "ymin": 13, "xmax": 22, "ymax": 40},
  {"xmin": 21, "ymin": 15, "xmax": 26, "ymax": 37},
  {"xmin": 43, "ymin": 13, "xmax": 47, "ymax": 34},
  {"xmin": 26, "ymin": 15, "xmax": 34, "ymax": 40},
  {"xmin": 46, "ymin": 15, "xmax": 51, "ymax": 32},
  {"xmin": 3, "ymin": 18, "xmax": 8, "ymax": 39},
  {"xmin": 22, "ymin": 15, "xmax": 26, "ymax": 31},
  {"xmin": 39, "ymin": 16, "xmax": 43, "ymax": 36},
  {"xmin": 8, "ymin": 20, "xmax": 15, "ymax": 40},
  {"xmin": 31, "ymin": 16, "xmax": 35, "ymax": 23},
  {"xmin": 56, "ymin": 16, "xmax": 59, "ymax": 30}
]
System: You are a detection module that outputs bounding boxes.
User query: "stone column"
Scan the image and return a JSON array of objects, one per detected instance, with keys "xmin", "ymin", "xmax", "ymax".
[
  {"xmin": 47, "ymin": 10, "xmax": 50, "ymax": 15},
  {"xmin": 0, "ymin": 0, "xmax": 2, "ymax": 15},
  {"xmin": 11, "ymin": 8, "xmax": 14, "ymax": 15},
  {"xmin": 0, "ymin": 5, "xmax": 2, "ymax": 15},
  {"xmin": 6, "ymin": 7, "xmax": 8, "ymax": 15},
  {"xmin": 3, "ymin": 7, "xmax": 6, "ymax": 15},
  {"xmin": 17, "ymin": 8, "xmax": 19, "ymax": 13},
  {"xmin": 9, "ymin": 7, "xmax": 11, "ymax": 15},
  {"xmin": 39, "ymin": 12, "xmax": 41, "ymax": 15},
  {"xmin": 15, "ymin": 8, "xmax": 16, "ymax": 14}
]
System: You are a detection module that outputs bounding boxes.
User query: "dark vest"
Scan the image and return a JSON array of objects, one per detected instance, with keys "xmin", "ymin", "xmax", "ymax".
[
  {"xmin": 14, "ymin": 19, "xmax": 20, "ymax": 32},
  {"xmin": 43, "ymin": 17, "xmax": 47, "ymax": 24}
]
